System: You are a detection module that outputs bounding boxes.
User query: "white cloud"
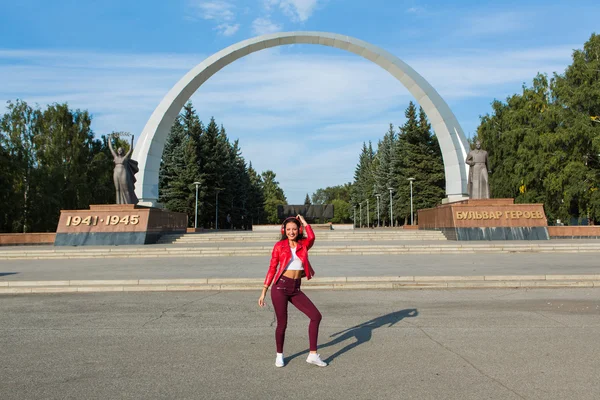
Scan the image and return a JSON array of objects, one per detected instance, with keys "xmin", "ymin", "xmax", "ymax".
[
  {"xmin": 406, "ymin": 6, "xmax": 425, "ymax": 14},
  {"xmin": 404, "ymin": 45, "xmax": 574, "ymax": 97},
  {"xmin": 187, "ymin": 0, "xmax": 240, "ymax": 36},
  {"xmin": 0, "ymin": 49, "xmax": 205, "ymax": 70},
  {"xmin": 251, "ymin": 17, "xmax": 282, "ymax": 35},
  {"xmin": 459, "ymin": 11, "xmax": 528, "ymax": 36},
  {"xmin": 216, "ymin": 23, "xmax": 240, "ymax": 36},
  {"xmin": 281, "ymin": 0, "xmax": 320, "ymax": 22},
  {"xmin": 265, "ymin": 0, "xmax": 321, "ymax": 22},
  {"xmin": 188, "ymin": 0, "xmax": 235, "ymax": 21}
]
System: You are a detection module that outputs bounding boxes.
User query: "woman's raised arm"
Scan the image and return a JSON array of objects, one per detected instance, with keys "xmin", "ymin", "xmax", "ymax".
[{"xmin": 108, "ymin": 135, "xmax": 117, "ymax": 158}]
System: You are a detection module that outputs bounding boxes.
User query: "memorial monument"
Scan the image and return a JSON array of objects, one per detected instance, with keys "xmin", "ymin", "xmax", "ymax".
[
  {"xmin": 132, "ymin": 32, "xmax": 472, "ymax": 208},
  {"xmin": 418, "ymin": 141, "xmax": 549, "ymax": 240},
  {"xmin": 54, "ymin": 134, "xmax": 186, "ymax": 246}
]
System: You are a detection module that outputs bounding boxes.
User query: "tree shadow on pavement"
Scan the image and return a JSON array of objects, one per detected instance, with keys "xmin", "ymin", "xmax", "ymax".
[
  {"xmin": 287, "ymin": 308, "xmax": 418, "ymax": 364},
  {"xmin": 0, "ymin": 273, "xmax": 17, "ymax": 277}
]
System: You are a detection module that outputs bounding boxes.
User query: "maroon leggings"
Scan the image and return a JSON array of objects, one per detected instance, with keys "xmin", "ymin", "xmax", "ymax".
[{"xmin": 271, "ymin": 277, "xmax": 322, "ymax": 353}]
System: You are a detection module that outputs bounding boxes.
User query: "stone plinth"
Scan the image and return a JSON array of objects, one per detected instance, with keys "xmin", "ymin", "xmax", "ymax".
[
  {"xmin": 418, "ymin": 199, "xmax": 549, "ymax": 240},
  {"xmin": 0, "ymin": 233, "xmax": 56, "ymax": 246},
  {"xmin": 548, "ymin": 226, "xmax": 600, "ymax": 239},
  {"xmin": 55, "ymin": 204, "xmax": 187, "ymax": 246}
]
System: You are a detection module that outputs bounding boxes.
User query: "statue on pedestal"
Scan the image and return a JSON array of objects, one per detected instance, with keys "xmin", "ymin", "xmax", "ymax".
[
  {"xmin": 465, "ymin": 140, "xmax": 491, "ymax": 199},
  {"xmin": 108, "ymin": 134, "xmax": 139, "ymax": 205}
]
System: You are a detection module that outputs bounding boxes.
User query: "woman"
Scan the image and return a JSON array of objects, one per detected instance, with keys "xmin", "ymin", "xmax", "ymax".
[{"xmin": 258, "ymin": 215, "xmax": 327, "ymax": 368}]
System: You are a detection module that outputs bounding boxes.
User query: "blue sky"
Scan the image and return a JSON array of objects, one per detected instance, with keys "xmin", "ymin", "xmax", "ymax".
[{"xmin": 1, "ymin": 0, "xmax": 598, "ymax": 203}]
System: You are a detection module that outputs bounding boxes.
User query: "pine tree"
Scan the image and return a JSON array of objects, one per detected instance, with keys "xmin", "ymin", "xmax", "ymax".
[
  {"xmin": 390, "ymin": 102, "xmax": 445, "ymax": 224},
  {"xmin": 159, "ymin": 102, "xmax": 202, "ymax": 226},
  {"xmin": 373, "ymin": 124, "xmax": 396, "ymax": 225},
  {"xmin": 198, "ymin": 116, "xmax": 227, "ymax": 228},
  {"xmin": 351, "ymin": 141, "xmax": 375, "ymax": 226},
  {"xmin": 158, "ymin": 101, "xmax": 270, "ymax": 228},
  {"xmin": 229, "ymin": 138, "xmax": 250, "ymax": 227},
  {"xmin": 414, "ymin": 106, "xmax": 445, "ymax": 219},
  {"xmin": 393, "ymin": 102, "xmax": 419, "ymax": 225},
  {"xmin": 247, "ymin": 162, "xmax": 265, "ymax": 225}
]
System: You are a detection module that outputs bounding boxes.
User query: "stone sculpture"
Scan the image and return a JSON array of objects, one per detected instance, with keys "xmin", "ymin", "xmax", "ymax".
[
  {"xmin": 465, "ymin": 140, "xmax": 491, "ymax": 199},
  {"xmin": 108, "ymin": 134, "xmax": 139, "ymax": 205}
]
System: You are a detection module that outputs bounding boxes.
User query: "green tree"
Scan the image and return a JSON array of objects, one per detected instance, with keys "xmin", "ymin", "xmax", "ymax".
[
  {"xmin": 392, "ymin": 102, "xmax": 445, "ymax": 224},
  {"xmin": 228, "ymin": 138, "xmax": 251, "ymax": 227},
  {"xmin": 373, "ymin": 124, "xmax": 397, "ymax": 225},
  {"xmin": 477, "ymin": 32, "xmax": 600, "ymax": 225},
  {"xmin": 33, "ymin": 103, "xmax": 105, "ymax": 231},
  {"xmin": 478, "ymin": 76, "xmax": 554, "ymax": 213},
  {"xmin": 330, "ymin": 199, "xmax": 351, "ymax": 223},
  {"xmin": 247, "ymin": 162, "xmax": 265, "ymax": 225},
  {"xmin": 1, "ymin": 100, "xmax": 111, "ymax": 232},
  {"xmin": 551, "ymin": 33, "xmax": 600, "ymax": 223},
  {"xmin": 351, "ymin": 142, "xmax": 375, "ymax": 226},
  {"xmin": 261, "ymin": 170, "xmax": 287, "ymax": 224},
  {"xmin": 311, "ymin": 183, "xmax": 353, "ymax": 223},
  {"xmin": 0, "ymin": 138, "xmax": 16, "ymax": 232},
  {"xmin": 159, "ymin": 102, "xmax": 202, "ymax": 226},
  {"xmin": 158, "ymin": 101, "xmax": 270, "ymax": 228},
  {"xmin": 197, "ymin": 117, "xmax": 230, "ymax": 228},
  {"xmin": 413, "ymin": 106, "xmax": 445, "ymax": 219},
  {"xmin": 304, "ymin": 193, "xmax": 311, "ymax": 206},
  {"xmin": 392, "ymin": 102, "xmax": 419, "ymax": 225},
  {"xmin": 0, "ymin": 100, "xmax": 37, "ymax": 232},
  {"xmin": 311, "ymin": 183, "xmax": 352, "ymax": 204}
]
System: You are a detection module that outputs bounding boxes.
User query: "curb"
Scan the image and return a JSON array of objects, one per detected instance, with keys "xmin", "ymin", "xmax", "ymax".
[{"xmin": 1, "ymin": 275, "xmax": 600, "ymax": 294}]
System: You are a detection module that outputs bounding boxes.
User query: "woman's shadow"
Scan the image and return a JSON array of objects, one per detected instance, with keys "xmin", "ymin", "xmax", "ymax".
[{"xmin": 287, "ymin": 308, "xmax": 418, "ymax": 364}]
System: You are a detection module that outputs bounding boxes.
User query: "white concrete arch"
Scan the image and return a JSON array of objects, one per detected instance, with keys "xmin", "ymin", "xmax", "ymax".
[{"xmin": 133, "ymin": 31, "xmax": 469, "ymax": 206}]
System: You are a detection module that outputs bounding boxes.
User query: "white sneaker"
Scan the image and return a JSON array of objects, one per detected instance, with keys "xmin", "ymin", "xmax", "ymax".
[
  {"xmin": 275, "ymin": 353, "xmax": 285, "ymax": 368},
  {"xmin": 306, "ymin": 353, "xmax": 327, "ymax": 367}
]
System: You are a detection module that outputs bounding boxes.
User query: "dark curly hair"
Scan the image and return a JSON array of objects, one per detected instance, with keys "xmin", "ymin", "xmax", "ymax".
[{"xmin": 280, "ymin": 218, "xmax": 303, "ymax": 241}]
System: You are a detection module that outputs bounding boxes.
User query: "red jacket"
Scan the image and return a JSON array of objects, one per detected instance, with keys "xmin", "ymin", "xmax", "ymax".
[{"xmin": 264, "ymin": 225, "xmax": 315, "ymax": 286}]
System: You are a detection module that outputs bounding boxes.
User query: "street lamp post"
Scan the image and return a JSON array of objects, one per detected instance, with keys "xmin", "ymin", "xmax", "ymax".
[
  {"xmin": 388, "ymin": 187, "xmax": 394, "ymax": 227},
  {"xmin": 353, "ymin": 205, "xmax": 356, "ymax": 229},
  {"xmin": 193, "ymin": 181, "xmax": 201, "ymax": 229},
  {"xmin": 408, "ymin": 178, "xmax": 415, "ymax": 225},
  {"xmin": 375, "ymin": 194, "xmax": 381, "ymax": 227},
  {"xmin": 366, "ymin": 199, "xmax": 370, "ymax": 228},
  {"xmin": 359, "ymin": 202, "xmax": 362, "ymax": 228}
]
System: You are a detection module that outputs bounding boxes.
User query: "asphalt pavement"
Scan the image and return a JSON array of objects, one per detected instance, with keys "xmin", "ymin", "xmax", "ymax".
[{"xmin": 1, "ymin": 288, "xmax": 599, "ymax": 399}]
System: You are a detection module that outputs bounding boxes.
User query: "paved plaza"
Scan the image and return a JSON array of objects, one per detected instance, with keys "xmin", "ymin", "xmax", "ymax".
[
  {"xmin": 1, "ymin": 288, "xmax": 599, "ymax": 399},
  {"xmin": 2, "ymin": 238, "xmax": 600, "ymax": 397}
]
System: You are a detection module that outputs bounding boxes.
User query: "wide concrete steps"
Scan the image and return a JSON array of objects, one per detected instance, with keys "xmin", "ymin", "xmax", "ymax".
[
  {"xmin": 3, "ymin": 242, "xmax": 600, "ymax": 259},
  {"xmin": 2, "ymin": 275, "xmax": 599, "ymax": 294},
  {"xmin": 157, "ymin": 230, "xmax": 447, "ymax": 244}
]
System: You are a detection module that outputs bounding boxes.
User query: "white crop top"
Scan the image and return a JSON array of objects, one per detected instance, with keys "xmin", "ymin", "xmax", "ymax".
[{"xmin": 284, "ymin": 247, "xmax": 304, "ymax": 271}]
